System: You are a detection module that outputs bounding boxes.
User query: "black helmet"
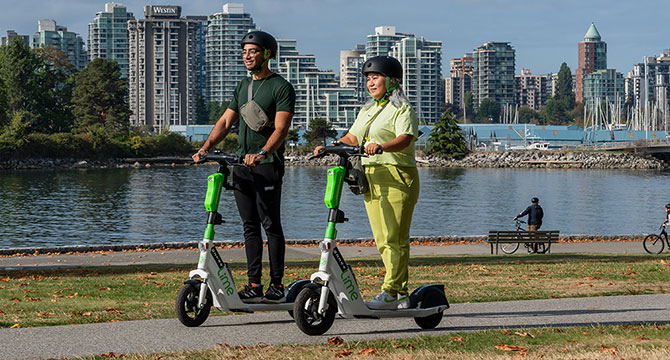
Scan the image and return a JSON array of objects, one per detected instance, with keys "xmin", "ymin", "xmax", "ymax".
[
  {"xmin": 241, "ymin": 31, "xmax": 277, "ymax": 59},
  {"xmin": 531, "ymin": 197, "xmax": 539, "ymax": 203},
  {"xmin": 666, "ymin": 203, "xmax": 670, "ymax": 209},
  {"xmin": 361, "ymin": 56, "xmax": 403, "ymax": 81}
]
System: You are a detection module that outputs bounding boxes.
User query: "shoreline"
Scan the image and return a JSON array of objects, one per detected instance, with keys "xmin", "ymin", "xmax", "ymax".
[
  {"xmin": 0, "ymin": 234, "xmax": 645, "ymax": 256},
  {"xmin": 0, "ymin": 150, "xmax": 666, "ymax": 171}
]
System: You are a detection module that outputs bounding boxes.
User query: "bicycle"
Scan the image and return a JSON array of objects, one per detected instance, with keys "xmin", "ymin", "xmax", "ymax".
[
  {"xmin": 500, "ymin": 220, "xmax": 548, "ymax": 254},
  {"xmin": 643, "ymin": 224, "xmax": 669, "ymax": 254}
]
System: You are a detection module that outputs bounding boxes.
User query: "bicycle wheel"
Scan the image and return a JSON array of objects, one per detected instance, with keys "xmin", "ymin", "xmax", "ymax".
[
  {"xmin": 643, "ymin": 234, "xmax": 664, "ymax": 254},
  {"xmin": 500, "ymin": 242, "xmax": 519, "ymax": 254}
]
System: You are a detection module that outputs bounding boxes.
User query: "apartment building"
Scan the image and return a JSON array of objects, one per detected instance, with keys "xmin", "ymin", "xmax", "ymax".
[{"xmin": 127, "ymin": 5, "xmax": 203, "ymax": 132}]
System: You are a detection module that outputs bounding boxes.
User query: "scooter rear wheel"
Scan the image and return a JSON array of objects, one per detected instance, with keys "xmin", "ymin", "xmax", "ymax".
[
  {"xmin": 176, "ymin": 282, "xmax": 212, "ymax": 327},
  {"xmin": 414, "ymin": 287, "xmax": 445, "ymax": 329},
  {"xmin": 294, "ymin": 285, "xmax": 337, "ymax": 335}
]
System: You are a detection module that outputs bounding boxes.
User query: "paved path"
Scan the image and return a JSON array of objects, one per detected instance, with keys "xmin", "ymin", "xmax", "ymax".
[
  {"xmin": 1, "ymin": 294, "xmax": 668, "ymax": 359},
  {"xmin": 0, "ymin": 240, "xmax": 646, "ymax": 270}
]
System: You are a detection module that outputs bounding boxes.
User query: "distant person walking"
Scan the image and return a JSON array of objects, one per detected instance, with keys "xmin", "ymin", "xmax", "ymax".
[
  {"xmin": 514, "ymin": 197, "xmax": 544, "ymax": 231},
  {"xmin": 663, "ymin": 204, "xmax": 670, "ymax": 228}
]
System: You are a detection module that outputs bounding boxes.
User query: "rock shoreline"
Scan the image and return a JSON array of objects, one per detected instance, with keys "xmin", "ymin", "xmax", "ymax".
[
  {"xmin": 0, "ymin": 150, "xmax": 665, "ymax": 170},
  {"xmin": 289, "ymin": 150, "xmax": 665, "ymax": 170}
]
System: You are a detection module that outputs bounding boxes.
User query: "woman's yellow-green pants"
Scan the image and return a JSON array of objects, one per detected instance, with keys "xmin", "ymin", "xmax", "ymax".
[{"xmin": 364, "ymin": 164, "xmax": 419, "ymax": 295}]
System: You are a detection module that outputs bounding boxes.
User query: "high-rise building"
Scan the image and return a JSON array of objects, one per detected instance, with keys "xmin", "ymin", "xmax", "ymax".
[
  {"xmin": 128, "ymin": 5, "xmax": 204, "ymax": 132},
  {"xmin": 582, "ymin": 69, "xmax": 624, "ymax": 107},
  {"xmin": 1, "ymin": 30, "xmax": 30, "ymax": 46},
  {"xmin": 365, "ymin": 26, "xmax": 443, "ymax": 122},
  {"xmin": 515, "ymin": 69, "xmax": 551, "ymax": 110},
  {"xmin": 576, "ymin": 23, "xmax": 607, "ymax": 103},
  {"xmin": 445, "ymin": 53, "xmax": 473, "ymax": 111},
  {"xmin": 205, "ymin": 3, "xmax": 256, "ymax": 103},
  {"xmin": 271, "ymin": 39, "xmax": 361, "ymax": 129},
  {"xmin": 390, "ymin": 36, "xmax": 443, "ymax": 121},
  {"xmin": 339, "ymin": 44, "xmax": 366, "ymax": 101},
  {"xmin": 87, "ymin": 3, "xmax": 135, "ymax": 78},
  {"xmin": 366, "ymin": 26, "xmax": 412, "ymax": 58},
  {"xmin": 626, "ymin": 51, "xmax": 670, "ymax": 109},
  {"xmin": 32, "ymin": 20, "xmax": 88, "ymax": 70},
  {"xmin": 472, "ymin": 42, "xmax": 516, "ymax": 109}
]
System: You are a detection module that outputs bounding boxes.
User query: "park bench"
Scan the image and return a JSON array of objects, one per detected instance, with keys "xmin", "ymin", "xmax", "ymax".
[{"xmin": 487, "ymin": 230, "xmax": 560, "ymax": 255}]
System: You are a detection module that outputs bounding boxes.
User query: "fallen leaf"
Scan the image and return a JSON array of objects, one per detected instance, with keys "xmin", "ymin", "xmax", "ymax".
[
  {"xmin": 9, "ymin": 298, "xmax": 21, "ymax": 302},
  {"xmin": 10, "ymin": 323, "xmax": 20, "ymax": 328},
  {"xmin": 83, "ymin": 312, "xmax": 92, "ymax": 316},
  {"xmin": 635, "ymin": 336, "xmax": 649, "ymax": 341},
  {"xmin": 334, "ymin": 349, "xmax": 352, "ymax": 358},
  {"xmin": 100, "ymin": 352, "xmax": 124, "ymax": 358},
  {"xmin": 356, "ymin": 348, "xmax": 378, "ymax": 356},
  {"xmin": 25, "ymin": 298, "xmax": 41, "ymax": 302},
  {"xmin": 494, "ymin": 344, "xmax": 528, "ymax": 352},
  {"xmin": 450, "ymin": 337, "xmax": 463, "ymax": 342},
  {"xmin": 514, "ymin": 331, "xmax": 535, "ymax": 338},
  {"xmin": 600, "ymin": 345, "xmax": 617, "ymax": 352},
  {"xmin": 327, "ymin": 336, "xmax": 344, "ymax": 346}
]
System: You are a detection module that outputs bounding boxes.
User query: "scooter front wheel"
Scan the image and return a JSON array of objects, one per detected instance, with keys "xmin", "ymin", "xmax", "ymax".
[
  {"xmin": 414, "ymin": 287, "xmax": 445, "ymax": 329},
  {"xmin": 176, "ymin": 282, "xmax": 212, "ymax": 327},
  {"xmin": 293, "ymin": 285, "xmax": 337, "ymax": 335}
]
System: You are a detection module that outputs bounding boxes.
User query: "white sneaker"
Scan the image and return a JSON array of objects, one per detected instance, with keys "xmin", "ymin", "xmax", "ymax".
[
  {"xmin": 365, "ymin": 291, "xmax": 399, "ymax": 310},
  {"xmin": 396, "ymin": 293, "xmax": 410, "ymax": 309}
]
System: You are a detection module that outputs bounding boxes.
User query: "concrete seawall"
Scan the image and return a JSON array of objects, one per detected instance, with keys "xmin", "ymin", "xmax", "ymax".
[{"xmin": 0, "ymin": 234, "xmax": 645, "ymax": 256}]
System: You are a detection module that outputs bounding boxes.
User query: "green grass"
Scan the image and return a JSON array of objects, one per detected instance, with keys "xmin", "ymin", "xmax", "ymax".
[
  {"xmin": 1, "ymin": 253, "xmax": 670, "ymax": 328},
  {"xmin": 83, "ymin": 323, "xmax": 670, "ymax": 359}
]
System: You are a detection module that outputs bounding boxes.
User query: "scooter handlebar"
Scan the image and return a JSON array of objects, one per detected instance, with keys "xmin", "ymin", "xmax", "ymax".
[
  {"xmin": 197, "ymin": 152, "xmax": 240, "ymax": 165},
  {"xmin": 309, "ymin": 144, "xmax": 383, "ymax": 160}
]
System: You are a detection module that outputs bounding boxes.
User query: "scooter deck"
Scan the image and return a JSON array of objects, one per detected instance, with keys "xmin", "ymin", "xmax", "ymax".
[
  {"xmin": 217, "ymin": 302, "xmax": 294, "ymax": 313},
  {"xmin": 342, "ymin": 305, "xmax": 449, "ymax": 319}
]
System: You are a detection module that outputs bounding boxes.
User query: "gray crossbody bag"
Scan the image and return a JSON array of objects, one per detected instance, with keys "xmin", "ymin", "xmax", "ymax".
[
  {"xmin": 239, "ymin": 77, "xmax": 272, "ymax": 131},
  {"xmin": 345, "ymin": 102, "xmax": 388, "ymax": 195}
]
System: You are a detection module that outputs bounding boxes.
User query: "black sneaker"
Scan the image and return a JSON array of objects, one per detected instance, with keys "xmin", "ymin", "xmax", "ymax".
[
  {"xmin": 238, "ymin": 283, "xmax": 263, "ymax": 303},
  {"xmin": 263, "ymin": 283, "xmax": 285, "ymax": 303}
]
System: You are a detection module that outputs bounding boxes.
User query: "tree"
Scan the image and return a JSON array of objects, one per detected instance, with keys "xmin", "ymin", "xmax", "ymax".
[
  {"xmin": 34, "ymin": 46, "xmax": 77, "ymax": 133},
  {"xmin": 206, "ymin": 101, "xmax": 229, "ymax": 125},
  {"xmin": 556, "ymin": 62, "xmax": 575, "ymax": 109},
  {"xmin": 302, "ymin": 118, "xmax": 337, "ymax": 147},
  {"xmin": 72, "ymin": 58, "xmax": 130, "ymax": 132},
  {"xmin": 286, "ymin": 129, "xmax": 299, "ymax": 143},
  {"xmin": 0, "ymin": 37, "xmax": 49, "ymax": 133},
  {"xmin": 463, "ymin": 91, "xmax": 473, "ymax": 122},
  {"xmin": 477, "ymin": 97, "xmax": 500, "ymax": 123},
  {"xmin": 518, "ymin": 107, "xmax": 538, "ymax": 124},
  {"xmin": 426, "ymin": 109, "xmax": 468, "ymax": 157},
  {"xmin": 0, "ymin": 76, "xmax": 8, "ymax": 129}
]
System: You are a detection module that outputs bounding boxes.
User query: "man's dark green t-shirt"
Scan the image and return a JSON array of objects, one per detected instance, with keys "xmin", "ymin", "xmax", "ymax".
[{"xmin": 228, "ymin": 73, "xmax": 296, "ymax": 164}]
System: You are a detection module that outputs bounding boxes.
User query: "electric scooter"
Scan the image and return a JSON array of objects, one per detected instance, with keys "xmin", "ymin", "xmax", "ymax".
[
  {"xmin": 176, "ymin": 152, "xmax": 308, "ymax": 327},
  {"xmin": 292, "ymin": 144, "xmax": 449, "ymax": 335}
]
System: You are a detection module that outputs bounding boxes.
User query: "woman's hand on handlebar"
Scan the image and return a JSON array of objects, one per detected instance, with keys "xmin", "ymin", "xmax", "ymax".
[
  {"xmin": 364, "ymin": 142, "xmax": 383, "ymax": 155},
  {"xmin": 313, "ymin": 145, "xmax": 325, "ymax": 156}
]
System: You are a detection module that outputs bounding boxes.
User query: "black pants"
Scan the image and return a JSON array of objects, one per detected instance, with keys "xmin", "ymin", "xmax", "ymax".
[{"xmin": 233, "ymin": 162, "xmax": 285, "ymax": 285}]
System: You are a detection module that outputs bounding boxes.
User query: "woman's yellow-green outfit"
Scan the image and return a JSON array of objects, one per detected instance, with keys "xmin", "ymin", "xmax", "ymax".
[{"xmin": 348, "ymin": 100, "xmax": 420, "ymax": 296}]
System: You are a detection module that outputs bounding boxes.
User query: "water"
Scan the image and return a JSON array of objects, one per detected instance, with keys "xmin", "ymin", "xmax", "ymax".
[{"xmin": 1, "ymin": 165, "xmax": 669, "ymax": 248}]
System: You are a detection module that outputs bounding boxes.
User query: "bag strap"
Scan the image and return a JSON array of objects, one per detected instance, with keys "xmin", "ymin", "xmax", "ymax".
[
  {"xmin": 247, "ymin": 77, "xmax": 253, "ymax": 101},
  {"xmin": 362, "ymin": 101, "xmax": 388, "ymax": 144}
]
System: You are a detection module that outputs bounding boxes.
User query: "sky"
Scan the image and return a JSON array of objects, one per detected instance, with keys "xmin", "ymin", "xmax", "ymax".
[{"xmin": 1, "ymin": 0, "xmax": 668, "ymax": 76}]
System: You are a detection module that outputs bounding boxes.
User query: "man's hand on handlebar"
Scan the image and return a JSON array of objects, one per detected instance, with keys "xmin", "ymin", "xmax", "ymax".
[{"xmin": 192, "ymin": 148, "xmax": 208, "ymax": 163}]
